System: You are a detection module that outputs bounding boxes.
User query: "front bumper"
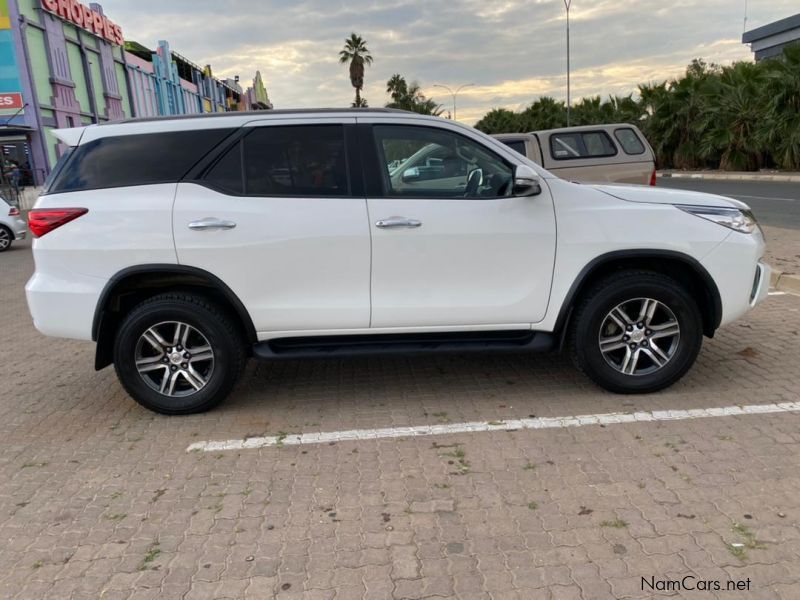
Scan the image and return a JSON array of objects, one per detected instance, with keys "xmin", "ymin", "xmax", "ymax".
[{"xmin": 700, "ymin": 230, "xmax": 769, "ymax": 328}]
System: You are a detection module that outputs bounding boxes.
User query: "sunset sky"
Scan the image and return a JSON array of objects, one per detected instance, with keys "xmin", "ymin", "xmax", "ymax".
[{"xmin": 100, "ymin": 0, "xmax": 798, "ymax": 123}]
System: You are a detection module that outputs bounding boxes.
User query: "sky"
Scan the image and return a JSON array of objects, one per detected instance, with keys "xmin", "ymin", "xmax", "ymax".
[{"xmin": 99, "ymin": 0, "xmax": 798, "ymax": 124}]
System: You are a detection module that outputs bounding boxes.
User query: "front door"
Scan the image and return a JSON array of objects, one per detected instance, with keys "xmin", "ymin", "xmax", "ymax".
[
  {"xmin": 173, "ymin": 120, "xmax": 371, "ymax": 336},
  {"xmin": 363, "ymin": 122, "xmax": 557, "ymax": 329}
]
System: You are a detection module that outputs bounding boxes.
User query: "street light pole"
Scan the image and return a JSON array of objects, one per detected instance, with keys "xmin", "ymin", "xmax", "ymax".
[
  {"xmin": 564, "ymin": 0, "xmax": 572, "ymax": 127},
  {"xmin": 432, "ymin": 83, "xmax": 475, "ymax": 121}
]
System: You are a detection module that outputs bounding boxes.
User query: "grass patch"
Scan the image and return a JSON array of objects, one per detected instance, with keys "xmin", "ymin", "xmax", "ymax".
[
  {"xmin": 728, "ymin": 522, "xmax": 766, "ymax": 560},
  {"xmin": 527, "ymin": 501, "xmax": 538, "ymax": 510},
  {"xmin": 433, "ymin": 483, "xmax": 450, "ymax": 489},
  {"xmin": 139, "ymin": 544, "xmax": 161, "ymax": 570},
  {"xmin": 104, "ymin": 513, "xmax": 127, "ymax": 522},
  {"xmin": 20, "ymin": 462, "xmax": 48, "ymax": 469},
  {"xmin": 523, "ymin": 462, "xmax": 536, "ymax": 471},
  {"xmin": 600, "ymin": 518, "xmax": 628, "ymax": 529},
  {"xmin": 32, "ymin": 560, "xmax": 43, "ymax": 569}
]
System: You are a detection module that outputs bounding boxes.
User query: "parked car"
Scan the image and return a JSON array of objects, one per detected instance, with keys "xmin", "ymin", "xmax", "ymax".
[
  {"xmin": 26, "ymin": 109, "xmax": 768, "ymax": 414},
  {"xmin": 494, "ymin": 124, "xmax": 656, "ymax": 185},
  {"xmin": 0, "ymin": 196, "xmax": 27, "ymax": 252}
]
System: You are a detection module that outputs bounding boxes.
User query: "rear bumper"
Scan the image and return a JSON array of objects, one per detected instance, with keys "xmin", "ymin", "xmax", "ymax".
[{"xmin": 25, "ymin": 271, "xmax": 105, "ymax": 341}]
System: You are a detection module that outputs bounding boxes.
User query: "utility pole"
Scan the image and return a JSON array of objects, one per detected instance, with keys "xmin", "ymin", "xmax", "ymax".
[
  {"xmin": 564, "ymin": 0, "xmax": 572, "ymax": 126},
  {"xmin": 432, "ymin": 83, "xmax": 475, "ymax": 121}
]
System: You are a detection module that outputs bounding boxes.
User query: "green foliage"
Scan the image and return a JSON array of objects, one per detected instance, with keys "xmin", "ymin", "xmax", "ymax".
[
  {"xmin": 385, "ymin": 74, "xmax": 443, "ymax": 116},
  {"xmin": 475, "ymin": 47, "xmax": 800, "ymax": 171}
]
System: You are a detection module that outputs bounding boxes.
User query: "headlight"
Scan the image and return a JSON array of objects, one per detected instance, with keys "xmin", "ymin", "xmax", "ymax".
[{"xmin": 677, "ymin": 205, "xmax": 758, "ymax": 234}]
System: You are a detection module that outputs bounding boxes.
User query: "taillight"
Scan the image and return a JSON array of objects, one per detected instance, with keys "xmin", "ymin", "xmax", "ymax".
[
  {"xmin": 28, "ymin": 208, "xmax": 88, "ymax": 238},
  {"xmin": 8, "ymin": 206, "xmax": 19, "ymax": 217},
  {"xmin": 649, "ymin": 169, "xmax": 657, "ymax": 186}
]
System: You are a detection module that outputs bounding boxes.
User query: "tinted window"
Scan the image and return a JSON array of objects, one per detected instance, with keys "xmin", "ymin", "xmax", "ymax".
[
  {"xmin": 243, "ymin": 125, "xmax": 349, "ymax": 196},
  {"xmin": 501, "ymin": 140, "xmax": 527, "ymax": 157},
  {"xmin": 48, "ymin": 129, "xmax": 235, "ymax": 193},
  {"xmin": 374, "ymin": 125, "xmax": 513, "ymax": 199},
  {"xmin": 614, "ymin": 128, "xmax": 646, "ymax": 155},
  {"xmin": 204, "ymin": 141, "xmax": 244, "ymax": 194},
  {"xmin": 549, "ymin": 131, "xmax": 617, "ymax": 160}
]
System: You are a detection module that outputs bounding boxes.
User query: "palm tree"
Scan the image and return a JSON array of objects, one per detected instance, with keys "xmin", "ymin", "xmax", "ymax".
[
  {"xmin": 474, "ymin": 108, "xmax": 521, "ymax": 134},
  {"xmin": 339, "ymin": 33, "xmax": 373, "ymax": 107},
  {"xmin": 384, "ymin": 74, "xmax": 444, "ymax": 115}
]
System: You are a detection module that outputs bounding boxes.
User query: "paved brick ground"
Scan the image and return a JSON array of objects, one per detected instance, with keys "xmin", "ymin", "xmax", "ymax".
[
  {"xmin": 2, "ymin": 239, "xmax": 800, "ymax": 599},
  {"xmin": 762, "ymin": 226, "xmax": 800, "ymax": 277}
]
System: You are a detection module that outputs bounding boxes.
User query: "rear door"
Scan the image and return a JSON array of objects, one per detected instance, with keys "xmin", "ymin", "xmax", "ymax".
[
  {"xmin": 361, "ymin": 120, "xmax": 556, "ymax": 328},
  {"xmin": 173, "ymin": 119, "xmax": 371, "ymax": 335}
]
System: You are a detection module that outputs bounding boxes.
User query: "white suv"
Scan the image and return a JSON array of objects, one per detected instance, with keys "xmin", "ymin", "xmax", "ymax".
[
  {"xmin": 0, "ymin": 197, "xmax": 27, "ymax": 251},
  {"xmin": 26, "ymin": 109, "xmax": 769, "ymax": 414}
]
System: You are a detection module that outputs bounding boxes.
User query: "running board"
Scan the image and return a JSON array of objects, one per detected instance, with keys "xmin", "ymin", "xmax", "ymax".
[{"xmin": 253, "ymin": 330, "xmax": 555, "ymax": 360}]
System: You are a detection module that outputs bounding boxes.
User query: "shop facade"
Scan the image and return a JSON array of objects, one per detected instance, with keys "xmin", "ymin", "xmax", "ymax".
[{"xmin": 2, "ymin": 0, "xmax": 270, "ymax": 191}]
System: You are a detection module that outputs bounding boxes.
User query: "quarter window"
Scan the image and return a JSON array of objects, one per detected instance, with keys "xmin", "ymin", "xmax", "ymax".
[
  {"xmin": 242, "ymin": 125, "xmax": 349, "ymax": 196},
  {"xmin": 614, "ymin": 128, "xmax": 646, "ymax": 155},
  {"xmin": 549, "ymin": 131, "xmax": 617, "ymax": 160},
  {"xmin": 47, "ymin": 129, "xmax": 236, "ymax": 194},
  {"xmin": 373, "ymin": 125, "xmax": 513, "ymax": 199},
  {"xmin": 500, "ymin": 139, "xmax": 527, "ymax": 157}
]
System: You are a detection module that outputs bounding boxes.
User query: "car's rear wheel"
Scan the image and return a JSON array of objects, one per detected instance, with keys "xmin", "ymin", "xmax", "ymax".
[
  {"xmin": 114, "ymin": 293, "xmax": 246, "ymax": 414},
  {"xmin": 569, "ymin": 270, "xmax": 703, "ymax": 394},
  {"xmin": 0, "ymin": 226, "xmax": 12, "ymax": 252}
]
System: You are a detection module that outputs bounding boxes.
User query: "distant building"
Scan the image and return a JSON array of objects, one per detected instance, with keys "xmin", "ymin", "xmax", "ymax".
[
  {"xmin": 742, "ymin": 13, "xmax": 800, "ymax": 61},
  {"xmin": 0, "ymin": 0, "xmax": 272, "ymax": 186}
]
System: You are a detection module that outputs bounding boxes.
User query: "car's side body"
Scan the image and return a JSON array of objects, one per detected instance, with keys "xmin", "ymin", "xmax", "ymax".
[
  {"xmin": 24, "ymin": 109, "xmax": 769, "ymax": 412},
  {"xmin": 493, "ymin": 124, "xmax": 656, "ymax": 185}
]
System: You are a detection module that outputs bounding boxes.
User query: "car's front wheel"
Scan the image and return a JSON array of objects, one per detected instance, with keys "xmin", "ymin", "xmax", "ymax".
[
  {"xmin": 569, "ymin": 270, "xmax": 703, "ymax": 394},
  {"xmin": 113, "ymin": 293, "xmax": 246, "ymax": 414}
]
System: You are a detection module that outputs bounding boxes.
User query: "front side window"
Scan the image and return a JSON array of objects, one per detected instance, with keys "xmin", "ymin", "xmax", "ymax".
[
  {"xmin": 614, "ymin": 128, "xmax": 646, "ymax": 155},
  {"xmin": 550, "ymin": 131, "xmax": 617, "ymax": 160},
  {"xmin": 242, "ymin": 125, "xmax": 349, "ymax": 196},
  {"xmin": 374, "ymin": 125, "xmax": 513, "ymax": 199}
]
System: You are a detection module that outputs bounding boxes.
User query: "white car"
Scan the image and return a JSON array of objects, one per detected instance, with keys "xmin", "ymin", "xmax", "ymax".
[
  {"xmin": 0, "ymin": 196, "xmax": 27, "ymax": 252},
  {"xmin": 25, "ymin": 109, "xmax": 769, "ymax": 414}
]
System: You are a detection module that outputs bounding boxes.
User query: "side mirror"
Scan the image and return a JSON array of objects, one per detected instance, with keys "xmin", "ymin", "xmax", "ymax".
[
  {"xmin": 402, "ymin": 167, "xmax": 421, "ymax": 182},
  {"xmin": 513, "ymin": 164, "xmax": 542, "ymax": 197}
]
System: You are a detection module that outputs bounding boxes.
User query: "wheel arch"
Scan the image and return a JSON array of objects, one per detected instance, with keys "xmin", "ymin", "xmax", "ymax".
[
  {"xmin": 93, "ymin": 265, "xmax": 257, "ymax": 370},
  {"xmin": 554, "ymin": 250, "xmax": 722, "ymax": 348}
]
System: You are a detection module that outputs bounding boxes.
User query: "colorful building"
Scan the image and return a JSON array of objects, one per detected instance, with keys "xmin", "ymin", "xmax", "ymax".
[{"xmin": 1, "ymin": 0, "xmax": 271, "ymax": 188}]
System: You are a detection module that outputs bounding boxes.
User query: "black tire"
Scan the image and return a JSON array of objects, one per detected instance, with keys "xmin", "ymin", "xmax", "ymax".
[
  {"xmin": 569, "ymin": 270, "xmax": 703, "ymax": 394},
  {"xmin": 113, "ymin": 293, "xmax": 246, "ymax": 414},
  {"xmin": 0, "ymin": 225, "xmax": 12, "ymax": 252}
]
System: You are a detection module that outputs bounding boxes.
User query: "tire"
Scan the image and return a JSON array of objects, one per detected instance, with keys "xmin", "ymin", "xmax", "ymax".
[
  {"xmin": 0, "ymin": 226, "xmax": 12, "ymax": 252},
  {"xmin": 569, "ymin": 270, "xmax": 703, "ymax": 394},
  {"xmin": 113, "ymin": 293, "xmax": 246, "ymax": 414}
]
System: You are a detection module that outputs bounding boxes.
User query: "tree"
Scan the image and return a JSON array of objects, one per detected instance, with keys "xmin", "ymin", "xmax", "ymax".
[
  {"xmin": 762, "ymin": 44, "xmax": 800, "ymax": 170},
  {"xmin": 385, "ymin": 74, "xmax": 443, "ymax": 115},
  {"xmin": 474, "ymin": 108, "xmax": 521, "ymax": 134},
  {"xmin": 339, "ymin": 33, "xmax": 373, "ymax": 107}
]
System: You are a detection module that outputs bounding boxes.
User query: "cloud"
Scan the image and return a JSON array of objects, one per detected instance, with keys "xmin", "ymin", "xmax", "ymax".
[{"xmin": 97, "ymin": 0, "xmax": 798, "ymax": 123}]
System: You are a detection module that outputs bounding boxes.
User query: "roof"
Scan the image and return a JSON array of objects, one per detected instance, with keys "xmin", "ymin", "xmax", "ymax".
[
  {"xmin": 743, "ymin": 13, "xmax": 800, "ymax": 43},
  {"xmin": 100, "ymin": 107, "xmax": 412, "ymax": 126}
]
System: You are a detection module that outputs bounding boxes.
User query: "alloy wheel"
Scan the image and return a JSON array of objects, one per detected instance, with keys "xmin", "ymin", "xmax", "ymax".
[
  {"xmin": 134, "ymin": 321, "xmax": 215, "ymax": 397},
  {"xmin": 598, "ymin": 297, "xmax": 680, "ymax": 376},
  {"xmin": 0, "ymin": 228, "xmax": 10, "ymax": 250}
]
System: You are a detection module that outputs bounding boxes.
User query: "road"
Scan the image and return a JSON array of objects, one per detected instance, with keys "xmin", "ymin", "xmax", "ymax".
[{"xmin": 658, "ymin": 178, "xmax": 800, "ymax": 230}]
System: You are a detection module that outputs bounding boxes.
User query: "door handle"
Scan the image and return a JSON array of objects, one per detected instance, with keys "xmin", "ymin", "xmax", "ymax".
[
  {"xmin": 375, "ymin": 217, "xmax": 422, "ymax": 229},
  {"xmin": 188, "ymin": 218, "xmax": 237, "ymax": 231}
]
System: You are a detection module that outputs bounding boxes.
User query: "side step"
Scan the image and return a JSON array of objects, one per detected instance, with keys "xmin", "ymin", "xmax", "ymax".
[{"xmin": 253, "ymin": 330, "xmax": 555, "ymax": 360}]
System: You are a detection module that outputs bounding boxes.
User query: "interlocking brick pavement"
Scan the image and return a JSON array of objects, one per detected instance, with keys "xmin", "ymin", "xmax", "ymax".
[{"xmin": 2, "ymin": 239, "xmax": 800, "ymax": 599}]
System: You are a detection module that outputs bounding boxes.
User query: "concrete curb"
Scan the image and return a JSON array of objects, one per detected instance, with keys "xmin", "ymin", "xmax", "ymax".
[
  {"xmin": 771, "ymin": 269, "xmax": 800, "ymax": 295},
  {"xmin": 659, "ymin": 172, "xmax": 800, "ymax": 183}
]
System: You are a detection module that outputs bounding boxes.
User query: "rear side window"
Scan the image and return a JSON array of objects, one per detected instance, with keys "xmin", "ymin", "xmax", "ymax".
[
  {"xmin": 48, "ymin": 129, "xmax": 235, "ymax": 194},
  {"xmin": 614, "ymin": 128, "xmax": 646, "ymax": 155},
  {"xmin": 500, "ymin": 140, "xmax": 527, "ymax": 156},
  {"xmin": 241, "ymin": 125, "xmax": 349, "ymax": 196},
  {"xmin": 549, "ymin": 131, "xmax": 617, "ymax": 160}
]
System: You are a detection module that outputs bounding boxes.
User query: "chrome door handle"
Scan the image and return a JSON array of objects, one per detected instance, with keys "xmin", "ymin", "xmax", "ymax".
[
  {"xmin": 188, "ymin": 218, "xmax": 237, "ymax": 231},
  {"xmin": 375, "ymin": 217, "xmax": 422, "ymax": 229}
]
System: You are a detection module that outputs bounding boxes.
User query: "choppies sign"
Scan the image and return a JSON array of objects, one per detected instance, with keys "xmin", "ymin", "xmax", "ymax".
[{"xmin": 40, "ymin": 0, "xmax": 123, "ymax": 45}]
